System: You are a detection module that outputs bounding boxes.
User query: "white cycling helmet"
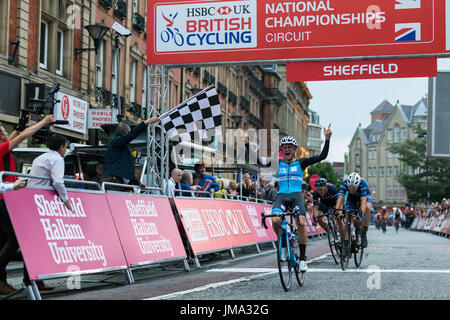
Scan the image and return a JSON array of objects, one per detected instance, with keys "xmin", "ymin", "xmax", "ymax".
[
  {"xmin": 280, "ymin": 136, "xmax": 298, "ymax": 148},
  {"xmin": 347, "ymin": 172, "xmax": 361, "ymax": 187}
]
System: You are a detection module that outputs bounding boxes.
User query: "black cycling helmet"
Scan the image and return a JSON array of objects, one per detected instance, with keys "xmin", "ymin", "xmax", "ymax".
[{"xmin": 314, "ymin": 178, "xmax": 327, "ymax": 188}]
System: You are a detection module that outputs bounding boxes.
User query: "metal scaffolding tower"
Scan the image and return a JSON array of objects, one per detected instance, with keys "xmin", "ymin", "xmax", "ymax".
[{"xmin": 146, "ymin": 65, "xmax": 170, "ymax": 191}]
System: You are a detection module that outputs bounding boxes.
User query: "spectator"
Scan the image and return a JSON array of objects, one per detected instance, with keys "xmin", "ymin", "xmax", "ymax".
[
  {"xmin": 102, "ymin": 117, "xmax": 159, "ymax": 189},
  {"xmin": 167, "ymin": 168, "xmax": 182, "ymax": 198},
  {"xmin": 215, "ymin": 179, "xmax": 228, "ymax": 199},
  {"xmin": 0, "ymin": 115, "xmax": 56, "ymax": 294},
  {"xmin": 227, "ymin": 180, "xmax": 239, "ymax": 200},
  {"xmin": 180, "ymin": 172, "xmax": 198, "ymax": 197},
  {"xmin": 256, "ymin": 177, "xmax": 267, "ymax": 199},
  {"xmin": 194, "ymin": 163, "xmax": 219, "ymax": 197},
  {"xmin": 240, "ymin": 173, "xmax": 255, "ymax": 199},
  {"xmin": 90, "ymin": 161, "xmax": 104, "ymax": 184},
  {"xmin": 0, "ymin": 179, "xmax": 28, "ymax": 294},
  {"xmin": 266, "ymin": 181, "xmax": 279, "ymax": 203}
]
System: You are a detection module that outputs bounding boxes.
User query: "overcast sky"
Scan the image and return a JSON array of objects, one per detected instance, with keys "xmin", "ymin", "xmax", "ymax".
[{"xmin": 305, "ymin": 58, "xmax": 450, "ymax": 163}]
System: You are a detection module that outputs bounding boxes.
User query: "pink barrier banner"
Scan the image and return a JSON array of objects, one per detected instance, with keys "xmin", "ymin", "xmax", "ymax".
[
  {"xmin": 214, "ymin": 199, "xmax": 256, "ymax": 247},
  {"xmin": 240, "ymin": 202, "xmax": 272, "ymax": 243},
  {"xmin": 305, "ymin": 211, "xmax": 319, "ymax": 235},
  {"xmin": 174, "ymin": 198, "xmax": 230, "ymax": 255},
  {"xmin": 105, "ymin": 194, "xmax": 186, "ymax": 267},
  {"xmin": 3, "ymin": 189, "xmax": 127, "ymax": 280},
  {"xmin": 417, "ymin": 217, "xmax": 427, "ymax": 230},
  {"xmin": 258, "ymin": 204, "xmax": 278, "ymax": 241}
]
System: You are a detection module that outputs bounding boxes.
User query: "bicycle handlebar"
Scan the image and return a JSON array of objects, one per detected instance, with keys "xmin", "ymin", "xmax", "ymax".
[{"xmin": 261, "ymin": 210, "xmax": 299, "ymax": 230}]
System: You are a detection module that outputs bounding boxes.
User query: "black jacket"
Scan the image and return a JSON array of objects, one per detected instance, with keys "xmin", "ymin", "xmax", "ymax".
[{"xmin": 103, "ymin": 121, "xmax": 147, "ymax": 183}]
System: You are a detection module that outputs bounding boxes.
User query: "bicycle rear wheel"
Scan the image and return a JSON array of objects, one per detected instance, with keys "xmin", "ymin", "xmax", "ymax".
[
  {"xmin": 277, "ymin": 229, "xmax": 292, "ymax": 291},
  {"xmin": 340, "ymin": 224, "xmax": 352, "ymax": 271},
  {"xmin": 354, "ymin": 224, "xmax": 364, "ymax": 268},
  {"xmin": 327, "ymin": 220, "xmax": 340, "ymax": 265}
]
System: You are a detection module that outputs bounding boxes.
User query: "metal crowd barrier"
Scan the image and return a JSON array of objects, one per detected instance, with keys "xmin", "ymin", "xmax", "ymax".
[{"xmin": 0, "ymin": 171, "xmax": 103, "ymax": 191}]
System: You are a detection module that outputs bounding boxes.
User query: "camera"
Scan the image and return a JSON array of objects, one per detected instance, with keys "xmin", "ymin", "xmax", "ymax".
[{"xmin": 21, "ymin": 83, "xmax": 65, "ymax": 145}]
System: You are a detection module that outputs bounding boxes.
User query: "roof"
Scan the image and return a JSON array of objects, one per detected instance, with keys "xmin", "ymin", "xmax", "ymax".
[
  {"xmin": 370, "ymin": 100, "xmax": 394, "ymax": 115},
  {"xmin": 400, "ymin": 98, "xmax": 427, "ymax": 123}
]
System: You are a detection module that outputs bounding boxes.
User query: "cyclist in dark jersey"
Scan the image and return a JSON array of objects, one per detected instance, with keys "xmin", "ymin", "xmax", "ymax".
[
  {"xmin": 271, "ymin": 124, "xmax": 332, "ymax": 272},
  {"xmin": 312, "ymin": 178, "xmax": 338, "ymax": 232}
]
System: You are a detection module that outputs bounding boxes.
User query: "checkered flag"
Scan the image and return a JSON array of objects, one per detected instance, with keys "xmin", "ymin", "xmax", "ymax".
[{"xmin": 159, "ymin": 85, "xmax": 222, "ymax": 141}]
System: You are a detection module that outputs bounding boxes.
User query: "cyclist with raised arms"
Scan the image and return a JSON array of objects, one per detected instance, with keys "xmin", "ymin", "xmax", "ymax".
[
  {"xmin": 336, "ymin": 172, "xmax": 372, "ymax": 249},
  {"xmin": 271, "ymin": 124, "xmax": 332, "ymax": 272},
  {"xmin": 312, "ymin": 178, "xmax": 341, "ymax": 233}
]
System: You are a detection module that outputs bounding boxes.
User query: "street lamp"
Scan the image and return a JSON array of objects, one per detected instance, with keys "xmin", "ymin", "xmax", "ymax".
[
  {"xmin": 74, "ymin": 23, "xmax": 110, "ymax": 59},
  {"xmin": 231, "ymin": 114, "xmax": 243, "ymax": 129}
]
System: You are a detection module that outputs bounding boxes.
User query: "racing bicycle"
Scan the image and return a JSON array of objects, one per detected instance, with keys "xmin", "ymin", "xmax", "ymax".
[
  {"xmin": 313, "ymin": 207, "xmax": 341, "ymax": 265},
  {"xmin": 262, "ymin": 209, "xmax": 305, "ymax": 291},
  {"xmin": 335, "ymin": 208, "xmax": 364, "ymax": 271}
]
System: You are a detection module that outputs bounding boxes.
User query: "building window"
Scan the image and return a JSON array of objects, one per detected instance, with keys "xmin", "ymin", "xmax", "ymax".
[
  {"xmin": 0, "ymin": 0, "xmax": 8, "ymax": 55},
  {"xmin": 387, "ymin": 129, "xmax": 392, "ymax": 141},
  {"xmin": 387, "ymin": 166, "xmax": 392, "ymax": 176},
  {"xmin": 387, "ymin": 149, "xmax": 392, "ymax": 158},
  {"xmin": 142, "ymin": 66, "xmax": 147, "ymax": 109},
  {"xmin": 40, "ymin": 1, "xmax": 71, "ymax": 77},
  {"xmin": 356, "ymin": 138, "xmax": 361, "ymax": 148},
  {"xmin": 401, "ymin": 127, "xmax": 407, "ymax": 139},
  {"xmin": 56, "ymin": 29, "xmax": 64, "ymax": 75},
  {"xmin": 96, "ymin": 40, "xmax": 105, "ymax": 88},
  {"xmin": 394, "ymin": 166, "xmax": 399, "ymax": 176},
  {"xmin": 130, "ymin": 59, "xmax": 137, "ymax": 103},
  {"xmin": 111, "ymin": 48, "xmax": 118, "ymax": 94},
  {"xmin": 355, "ymin": 154, "xmax": 360, "ymax": 165},
  {"xmin": 368, "ymin": 167, "xmax": 372, "ymax": 177},
  {"xmin": 394, "ymin": 124, "xmax": 400, "ymax": 143},
  {"xmin": 39, "ymin": 21, "xmax": 49, "ymax": 69},
  {"xmin": 373, "ymin": 150, "xmax": 377, "ymax": 160},
  {"xmin": 379, "ymin": 167, "xmax": 384, "ymax": 177}
]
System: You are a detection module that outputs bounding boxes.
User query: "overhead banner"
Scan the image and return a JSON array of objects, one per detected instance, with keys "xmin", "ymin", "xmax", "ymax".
[
  {"xmin": 286, "ymin": 57, "xmax": 438, "ymax": 81},
  {"xmin": 147, "ymin": 0, "xmax": 446, "ymax": 65},
  {"xmin": 3, "ymin": 189, "xmax": 128, "ymax": 280}
]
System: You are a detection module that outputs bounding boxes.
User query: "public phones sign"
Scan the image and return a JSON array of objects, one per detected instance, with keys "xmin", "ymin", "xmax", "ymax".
[{"xmin": 147, "ymin": 0, "xmax": 446, "ymax": 65}]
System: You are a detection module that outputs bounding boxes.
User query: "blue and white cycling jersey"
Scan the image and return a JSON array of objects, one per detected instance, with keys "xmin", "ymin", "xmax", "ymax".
[
  {"xmin": 276, "ymin": 140, "xmax": 330, "ymax": 194},
  {"xmin": 338, "ymin": 178, "xmax": 372, "ymax": 204}
]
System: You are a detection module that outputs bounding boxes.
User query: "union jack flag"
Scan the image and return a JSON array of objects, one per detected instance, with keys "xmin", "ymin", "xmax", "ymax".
[
  {"xmin": 395, "ymin": 23, "xmax": 421, "ymax": 41},
  {"xmin": 395, "ymin": 0, "xmax": 421, "ymax": 9}
]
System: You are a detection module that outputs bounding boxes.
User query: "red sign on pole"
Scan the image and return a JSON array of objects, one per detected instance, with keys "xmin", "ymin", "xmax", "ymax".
[
  {"xmin": 286, "ymin": 57, "xmax": 437, "ymax": 81},
  {"xmin": 147, "ymin": 0, "xmax": 446, "ymax": 65}
]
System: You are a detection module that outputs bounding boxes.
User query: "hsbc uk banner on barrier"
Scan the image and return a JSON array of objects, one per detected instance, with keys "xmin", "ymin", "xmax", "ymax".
[
  {"xmin": 105, "ymin": 194, "xmax": 187, "ymax": 267},
  {"xmin": 148, "ymin": 0, "xmax": 446, "ymax": 65},
  {"xmin": 3, "ymin": 189, "xmax": 128, "ymax": 280}
]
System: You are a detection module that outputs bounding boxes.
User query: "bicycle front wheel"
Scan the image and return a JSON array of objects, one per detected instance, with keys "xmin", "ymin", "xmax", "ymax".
[
  {"xmin": 340, "ymin": 225, "xmax": 352, "ymax": 271},
  {"xmin": 277, "ymin": 229, "xmax": 292, "ymax": 291},
  {"xmin": 354, "ymin": 225, "xmax": 364, "ymax": 268},
  {"xmin": 327, "ymin": 220, "xmax": 340, "ymax": 265}
]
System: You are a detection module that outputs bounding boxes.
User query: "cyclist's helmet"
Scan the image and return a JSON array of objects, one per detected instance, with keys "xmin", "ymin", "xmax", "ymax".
[
  {"xmin": 346, "ymin": 172, "xmax": 361, "ymax": 188},
  {"xmin": 280, "ymin": 136, "xmax": 298, "ymax": 148},
  {"xmin": 314, "ymin": 178, "xmax": 327, "ymax": 188}
]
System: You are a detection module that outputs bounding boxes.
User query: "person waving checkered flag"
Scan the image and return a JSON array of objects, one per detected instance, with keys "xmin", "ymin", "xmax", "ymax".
[{"xmin": 159, "ymin": 85, "xmax": 222, "ymax": 141}]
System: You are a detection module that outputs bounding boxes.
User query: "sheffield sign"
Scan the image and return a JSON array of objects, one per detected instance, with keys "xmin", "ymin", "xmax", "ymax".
[
  {"xmin": 286, "ymin": 57, "xmax": 438, "ymax": 81},
  {"xmin": 147, "ymin": 0, "xmax": 447, "ymax": 65}
]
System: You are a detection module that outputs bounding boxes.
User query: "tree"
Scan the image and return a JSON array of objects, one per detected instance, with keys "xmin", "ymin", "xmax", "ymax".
[
  {"xmin": 388, "ymin": 125, "xmax": 450, "ymax": 205},
  {"xmin": 306, "ymin": 162, "xmax": 342, "ymax": 188}
]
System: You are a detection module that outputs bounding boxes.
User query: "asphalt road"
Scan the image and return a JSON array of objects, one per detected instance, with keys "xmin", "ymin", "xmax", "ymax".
[{"xmin": 4, "ymin": 226, "xmax": 449, "ymax": 302}]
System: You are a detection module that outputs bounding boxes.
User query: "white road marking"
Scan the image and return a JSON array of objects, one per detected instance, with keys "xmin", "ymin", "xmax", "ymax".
[
  {"xmin": 144, "ymin": 254, "xmax": 330, "ymax": 300},
  {"xmin": 206, "ymin": 268, "xmax": 450, "ymax": 274}
]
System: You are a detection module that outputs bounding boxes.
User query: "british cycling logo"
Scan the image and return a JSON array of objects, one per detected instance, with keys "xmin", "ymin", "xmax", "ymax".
[{"xmin": 160, "ymin": 11, "xmax": 184, "ymax": 47}]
